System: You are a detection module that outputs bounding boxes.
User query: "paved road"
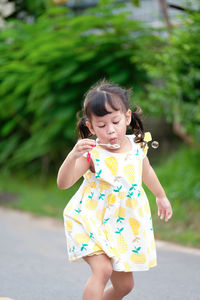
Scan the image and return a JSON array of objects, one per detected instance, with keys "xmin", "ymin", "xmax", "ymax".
[{"xmin": 1, "ymin": 207, "xmax": 200, "ymax": 300}]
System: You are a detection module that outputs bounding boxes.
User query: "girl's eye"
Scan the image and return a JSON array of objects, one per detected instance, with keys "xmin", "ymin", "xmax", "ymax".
[
  {"xmin": 98, "ymin": 125, "xmax": 105, "ymax": 128},
  {"xmin": 113, "ymin": 121, "xmax": 119, "ymax": 124}
]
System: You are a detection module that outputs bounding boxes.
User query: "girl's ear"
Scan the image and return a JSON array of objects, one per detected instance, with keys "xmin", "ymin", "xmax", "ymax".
[
  {"xmin": 85, "ymin": 121, "xmax": 95, "ymax": 135},
  {"xmin": 126, "ymin": 109, "xmax": 132, "ymax": 125}
]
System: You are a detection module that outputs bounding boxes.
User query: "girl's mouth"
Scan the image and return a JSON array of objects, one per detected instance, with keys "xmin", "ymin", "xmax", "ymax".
[{"xmin": 110, "ymin": 138, "xmax": 118, "ymax": 144}]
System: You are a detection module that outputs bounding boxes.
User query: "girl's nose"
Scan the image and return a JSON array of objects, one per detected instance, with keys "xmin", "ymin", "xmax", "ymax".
[{"xmin": 107, "ymin": 124, "xmax": 115, "ymax": 134}]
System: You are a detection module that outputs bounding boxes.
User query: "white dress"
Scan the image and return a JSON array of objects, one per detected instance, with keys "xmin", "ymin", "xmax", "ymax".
[{"xmin": 63, "ymin": 133, "xmax": 157, "ymax": 272}]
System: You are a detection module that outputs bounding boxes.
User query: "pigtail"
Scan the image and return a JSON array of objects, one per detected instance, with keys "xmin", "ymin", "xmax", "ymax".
[
  {"xmin": 130, "ymin": 111, "xmax": 146, "ymax": 148},
  {"xmin": 77, "ymin": 116, "xmax": 92, "ymax": 139}
]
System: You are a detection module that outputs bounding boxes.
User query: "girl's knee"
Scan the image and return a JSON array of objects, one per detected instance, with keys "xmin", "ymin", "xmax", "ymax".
[
  {"xmin": 124, "ymin": 278, "xmax": 134, "ymax": 294},
  {"xmin": 84, "ymin": 254, "xmax": 113, "ymax": 284},
  {"xmin": 117, "ymin": 279, "xmax": 134, "ymax": 296},
  {"xmin": 94, "ymin": 259, "xmax": 113, "ymax": 283},
  {"xmin": 113, "ymin": 273, "xmax": 134, "ymax": 296}
]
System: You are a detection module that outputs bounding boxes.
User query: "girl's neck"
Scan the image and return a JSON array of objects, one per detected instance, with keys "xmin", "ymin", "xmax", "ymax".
[{"xmin": 118, "ymin": 135, "xmax": 132, "ymax": 153}]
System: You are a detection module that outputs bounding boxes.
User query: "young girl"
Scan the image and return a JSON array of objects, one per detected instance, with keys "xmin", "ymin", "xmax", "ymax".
[{"xmin": 57, "ymin": 80, "xmax": 173, "ymax": 300}]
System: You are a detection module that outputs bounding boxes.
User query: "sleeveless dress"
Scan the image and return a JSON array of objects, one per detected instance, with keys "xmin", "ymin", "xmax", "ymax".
[{"xmin": 63, "ymin": 133, "xmax": 157, "ymax": 272}]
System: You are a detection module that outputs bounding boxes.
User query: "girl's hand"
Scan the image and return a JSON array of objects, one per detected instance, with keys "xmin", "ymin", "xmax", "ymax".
[
  {"xmin": 70, "ymin": 139, "xmax": 96, "ymax": 160},
  {"xmin": 156, "ymin": 196, "xmax": 173, "ymax": 222}
]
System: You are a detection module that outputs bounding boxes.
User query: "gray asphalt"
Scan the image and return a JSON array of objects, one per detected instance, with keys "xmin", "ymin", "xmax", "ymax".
[{"xmin": 1, "ymin": 207, "xmax": 200, "ymax": 300}]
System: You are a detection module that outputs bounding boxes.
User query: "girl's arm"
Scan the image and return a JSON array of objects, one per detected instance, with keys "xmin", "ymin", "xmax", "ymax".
[
  {"xmin": 142, "ymin": 156, "xmax": 173, "ymax": 222},
  {"xmin": 57, "ymin": 139, "xmax": 96, "ymax": 190}
]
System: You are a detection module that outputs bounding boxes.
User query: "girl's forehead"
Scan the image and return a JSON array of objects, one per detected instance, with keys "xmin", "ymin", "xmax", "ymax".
[{"xmin": 91, "ymin": 108, "xmax": 124, "ymax": 123}]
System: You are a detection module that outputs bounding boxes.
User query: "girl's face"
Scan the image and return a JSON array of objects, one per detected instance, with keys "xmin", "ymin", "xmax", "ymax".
[{"xmin": 86, "ymin": 102, "xmax": 131, "ymax": 148}]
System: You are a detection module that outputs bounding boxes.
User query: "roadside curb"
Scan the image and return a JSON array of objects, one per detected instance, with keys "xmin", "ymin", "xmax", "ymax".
[{"xmin": 156, "ymin": 240, "xmax": 200, "ymax": 256}]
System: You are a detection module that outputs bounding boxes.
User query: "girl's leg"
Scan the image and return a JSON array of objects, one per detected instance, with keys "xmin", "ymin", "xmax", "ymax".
[
  {"xmin": 82, "ymin": 253, "xmax": 113, "ymax": 300},
  {"xmin": 102, "ymin": 271, "xmax": 134, "ymax": 300}
]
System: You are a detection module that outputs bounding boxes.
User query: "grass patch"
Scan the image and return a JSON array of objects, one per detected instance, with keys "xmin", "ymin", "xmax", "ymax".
[
  {"xmin": 0, "ymin": 145, "xmax": 199, "ymax": 248},
  {"xmin": 0, "ymin": 168, "xmax": 80, "ymax": 219},
  {"xmin": 145, "ymin": 145, "xmax": 200, "ymax": 247}
]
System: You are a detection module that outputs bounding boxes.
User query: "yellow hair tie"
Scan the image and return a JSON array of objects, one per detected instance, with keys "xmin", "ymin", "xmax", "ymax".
[{"xmin": 144, "ymin": 132, "xmax": 152, "ymax": 142}]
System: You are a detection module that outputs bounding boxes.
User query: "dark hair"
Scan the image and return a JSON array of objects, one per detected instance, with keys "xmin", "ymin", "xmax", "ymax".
[{"xmin": 77, "ymin": 79, "xmax": 146, "ymax": 147}]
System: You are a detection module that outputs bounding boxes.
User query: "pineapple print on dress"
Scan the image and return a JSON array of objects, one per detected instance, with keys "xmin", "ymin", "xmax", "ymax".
[
  {"xmin": 74, "ymin": 233, "xmax": 90, "ymax": 252},
  {"xmin": 115, "ymin": 227, "xmax": 128, "ymax": 254},
  {"xmin": 65, "ymin": 219, "xmax": 73, "ymax": 231},
  {"xmin": 148, "ymin": 258, "xmax": 157, "ymax": 268},
  {"xmin": 92, "ymin": 148, "xmax": 100, "ymax": 159},
  {"xmin": 138, "ymin": 207, "xmax": 144, "ymax": 218},
  {"xmin": 96, "ymin": 208, "xmax": 106, "ymax": 221},
  {"xmin": 99, "ymin": 179, "xmax": 111, "ymax": 193},
  {"xmin": 74, "ymin": 233, "xmax": 90, "ymax": 244},
  {"xmin": 105, "ymin": 156, "xmax": 118, "ymax": 176},
  {"xmin": 118, "ymin": 191, "xmax": 126, "ymax": 199},
  {"xmin": 126, "ymin": 197, "xmax": 138, "ymax": 209},
  {"xmin": 81, "ymin": 185, "xmax": 92, "ymax": 197},
  {"xmin": 93, "ymin": 243, "xmax": 103, "ymax": 252},
  {"xmin": 82, "ymin": 215, "xmax": 92, "ymax": 232},
  {"xmin": 129, "ymin": 217, "xmax": 140, "ymax": 235},
  {"xmin": 84, "ymin": 171, "xmax": 91, "ymax": 181},
  {"xmin": 85, "ymin": 192, "xmax": 98, "ymax": 210},
  {"xmin": 124, "ymin": 262, "xmax": 131, "ymax": 272},
  {"xmin": 131, "ymin": 252, "xmax": 146, "ymax": 264},
  {"xmin": 115, "ymin": 206, "xmax": 126, "ymax": 223},
  {"xmin": 123, "ymin": 164, "xmax": 135, "ymax": 184},
  {"xmin": 107, "ymin": 193, "xmax": 117, "ymax": 205}
]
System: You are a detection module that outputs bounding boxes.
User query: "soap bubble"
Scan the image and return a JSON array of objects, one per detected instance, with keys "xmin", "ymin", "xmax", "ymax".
[{"xmin": 151, "ymin": 141, "xmax": 159, "ymax": 149}]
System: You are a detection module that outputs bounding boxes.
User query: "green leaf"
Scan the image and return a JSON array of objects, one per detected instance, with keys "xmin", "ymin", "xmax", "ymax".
[{"xmin": 1, "ymin": 119, "xmax": 17, "ymax": 137}]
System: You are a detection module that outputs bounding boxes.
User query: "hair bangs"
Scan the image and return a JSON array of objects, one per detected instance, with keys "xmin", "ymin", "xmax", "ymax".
[
  {"xmin": 106, "ymin": 93, "xmax": 122, "ymax": 112},
  {"xmin": 88, "ymin": 92, "xmax": 120, "ymax": 117}
]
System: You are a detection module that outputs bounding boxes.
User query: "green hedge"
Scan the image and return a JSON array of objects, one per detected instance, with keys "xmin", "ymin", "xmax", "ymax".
[
  {"xmin": 0, "ymin": 2, "xmax": 155, "ymax": 175},
  {"xmin": 140, "ymin": 10, "xmax": 200, "ymax": 145}
]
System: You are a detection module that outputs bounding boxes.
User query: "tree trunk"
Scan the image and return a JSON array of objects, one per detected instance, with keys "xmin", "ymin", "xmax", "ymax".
[
  {"xmin": 158, "ymin": 0, "xmax": 172, "ymax": 30},
  {"xmin": 173, "ymin": 121, "xmax": 200, "ymax": 151}
]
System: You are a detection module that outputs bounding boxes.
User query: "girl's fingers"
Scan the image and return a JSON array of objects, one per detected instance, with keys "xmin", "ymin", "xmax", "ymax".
[
  {"xmin": 157, "ymin": 198, "xmax": 173, "ymax": 222},
  {"xmin": 76, "ymin": 142, "xmax": 95, "ymax": 151},
  {"xmin": 76, "ymin": 142, "xmax": 96, "ymax": 152},
  {"xmin": 159, "ymin": 207, "xmax": 166, "ymax": 220},
  {"xmin": 166, "ymin": 209, "xmax": 173, "ymax": 221},
  {"xmin": 165, "ymin": 212, "xmax": 169, "ymax": 222},
  {"xmin": 81, "ymin": 145, "xmax": 94, "ymax": 151},
  {"xmin": 78, "ymin": 139, "xmax": 96, "ymax": 146},
  {"xmin": 158, "ymin": 208, "xmax": 161, "ymax": 217},
  {"xmin": 163, "ymin": 208, "xmax": 173, "ymax": 222},
  {"xmin": 160, "ymin": 211, "xmax": 165, "ymax": 220},
  {"xmin": 158, "ymin": 207, "xmax": 164, "ymax": 218}
]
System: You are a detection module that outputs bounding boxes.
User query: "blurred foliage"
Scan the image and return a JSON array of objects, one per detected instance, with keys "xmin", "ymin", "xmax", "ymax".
[
  {"xmin": 1, "ymin": 0, "xmax": 200, "ymax": 177},
  {"xmin": 10, "ymin": 0, "xmax": 51, "ymax": 18},
  {"xmin": 138, "ymin": 9, "xmax": 200, "ymax": 145},
  {"xmin": 0, "ymin": 0, "xmax": 154, "ymax": 175},
  {"xmin": 10, "ymin": 0, "xmax": 141, "ymax": 20}
]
